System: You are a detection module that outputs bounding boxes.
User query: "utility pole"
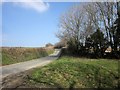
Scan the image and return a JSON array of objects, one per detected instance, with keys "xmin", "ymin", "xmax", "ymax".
[
  {"xmin": 117, "ymin": 1, "xmax": 120, "ymax": 17},
  {"xmin": 114, "ymin": 1, "xmax": 120, "ymax": 52},
  {"xmin": 117, "ymin": 2, "xmax": 120, "ymax": 51}
]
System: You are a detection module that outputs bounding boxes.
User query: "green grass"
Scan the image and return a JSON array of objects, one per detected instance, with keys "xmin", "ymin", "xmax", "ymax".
[
  {"xmin": 28, "ymin": 56, "xmax": 119, "ymax": 88},
  {"xmin": 2, "ymin": 47, "xmax": 54, "ymax": 65}
]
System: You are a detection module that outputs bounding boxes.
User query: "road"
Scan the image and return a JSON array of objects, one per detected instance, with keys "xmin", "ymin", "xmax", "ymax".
[{"xmin": 0, "ymin": 49, "xmax": 61, "ymax": 80}]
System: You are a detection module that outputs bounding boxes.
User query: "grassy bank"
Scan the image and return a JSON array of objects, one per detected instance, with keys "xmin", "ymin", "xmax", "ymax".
[
  {"xmin": 27, "ymin": 56, "xmax": 119, "ymax": 88},
  {"xmin": 2, "ymin": 47, "xmax": 54, "ymax": 65}
]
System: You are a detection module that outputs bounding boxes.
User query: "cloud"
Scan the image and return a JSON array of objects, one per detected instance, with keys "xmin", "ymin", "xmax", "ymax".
[{"xmin": 2, "ymin": 0, "xmax": 49, "ymax": 13}]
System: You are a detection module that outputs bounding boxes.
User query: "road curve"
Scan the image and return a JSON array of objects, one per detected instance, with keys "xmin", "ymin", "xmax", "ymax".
[{"xmin": 0, "ymin": 49, "xmax": 61, "ymax": 79}]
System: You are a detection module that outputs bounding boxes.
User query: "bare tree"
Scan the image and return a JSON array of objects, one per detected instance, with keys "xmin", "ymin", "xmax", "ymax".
[
  {"xmin": 57, "ymin": 4, "xmax": 86, "ymax": 53},
  {"xmin": 96, "ymin": 2, "xmax": 118, "ymax": 51},
  {"xmin": 85, "ymin": 2, "xmax": 118, "ymax": 52},
  {"xmin": 56, "ymin": 2, "xmax": 119, "ymax": 56},
  {"xmin": 57, "ymin": 3, "xmax": 104, "ymax": 54}
]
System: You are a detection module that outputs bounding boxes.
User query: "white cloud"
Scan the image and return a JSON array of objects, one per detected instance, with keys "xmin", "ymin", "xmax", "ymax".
[{"xmin": 2, "ymin": 0, "xmax": 49, "ymax": 13}]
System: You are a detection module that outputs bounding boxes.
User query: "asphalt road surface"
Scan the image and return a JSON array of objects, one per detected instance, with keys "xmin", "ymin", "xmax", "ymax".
[{"xmin": 0, "ymin": 49, "xmax": 61, "ymax": 80}]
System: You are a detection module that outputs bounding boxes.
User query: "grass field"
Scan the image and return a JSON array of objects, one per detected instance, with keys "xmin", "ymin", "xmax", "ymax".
[
  {"xmin": 27, "ymin": 56, "xmax": 119, "ymax": 88},
  {"xmin": 2, "ymin": 47, "xmax": 54, "ymax": 65}
]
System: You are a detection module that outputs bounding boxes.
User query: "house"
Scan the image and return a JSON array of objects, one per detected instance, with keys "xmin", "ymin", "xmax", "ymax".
[{"xmin": 105, "ymin": 46, "xmax": 112, "ymax": 53}]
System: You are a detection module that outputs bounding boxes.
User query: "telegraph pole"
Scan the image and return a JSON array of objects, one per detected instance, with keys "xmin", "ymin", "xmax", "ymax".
[
  {"xmin": 114, "ymin": 1, "xmax": 120, "ymax": 52},
  {"xmin": 117, "ymin": 1, "xmax": 120, "ymax": 16}
]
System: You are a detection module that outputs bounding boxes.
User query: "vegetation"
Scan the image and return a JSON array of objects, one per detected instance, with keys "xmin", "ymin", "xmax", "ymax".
[
  {"xmin": 54, "ymin": 39, "xmax": 66, "ymax": 49},
  {"xmin": 45, "ymin": 43, "xmax": 53, "ymax": 47},
  {"xmin": 27, "ymin": 56, "xmax": 119, "ymax": 88},
  {"xmin": 2, "ymin": 47, "xmax": 54, "ymax": 65},
  {"xmin": 2, "ymin": 2, "xmax": 120, "ymax": 89},
  {"xmin": 85, "ymin": 29, "xmax": 108, "ymax": 57},
  {"xmin": 57, "ymin": 2, "xmax": 120, "ymax": 58}
]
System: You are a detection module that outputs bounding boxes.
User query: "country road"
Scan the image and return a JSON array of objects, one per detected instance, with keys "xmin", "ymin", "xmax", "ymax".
[{"xmin": 0, "ymin": 49, "xmax": 61, "ymax": 80}]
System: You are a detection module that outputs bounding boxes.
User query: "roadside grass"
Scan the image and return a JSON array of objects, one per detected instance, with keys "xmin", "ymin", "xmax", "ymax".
[
  {"xmin": 2, "ymin": 47, "xmax": 54, "ymax": 65},
  {"xmin": 27, "ymin": 56, "xmax": 119, "ymax": 88}
]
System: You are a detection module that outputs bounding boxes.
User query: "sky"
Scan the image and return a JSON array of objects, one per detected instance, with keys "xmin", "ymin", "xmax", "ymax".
[{"xmin": 2, "ymin": 1, "xmax": 77, "ymax": 47}]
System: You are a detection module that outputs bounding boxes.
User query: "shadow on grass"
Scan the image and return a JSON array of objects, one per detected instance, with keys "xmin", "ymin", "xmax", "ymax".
[{"xmin": 27, "ymin": 75, "xmax": 63, "ymax": 89}]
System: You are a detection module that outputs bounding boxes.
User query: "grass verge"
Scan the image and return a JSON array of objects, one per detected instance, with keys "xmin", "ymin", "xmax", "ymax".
[
  {"xmin": 27, "ymin": 56, "xmax": 119, "ymax": 88},
  {"xmin": 2, "ymin": 47, "xmax": 54, "ymax": 65}
]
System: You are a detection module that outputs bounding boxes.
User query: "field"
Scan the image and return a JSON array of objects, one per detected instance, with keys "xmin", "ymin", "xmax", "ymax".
[
  {"xmin": 2, "ymin": 47, "xmax": 54, "ymax": 65},
  {"xmin": 27, "ymin": 56, "xmax": 119, "ymax": 88}
]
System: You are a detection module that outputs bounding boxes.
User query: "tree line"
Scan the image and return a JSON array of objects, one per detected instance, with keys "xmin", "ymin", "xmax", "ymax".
[{"xmin": 56, "ymin": 2, "xmax": 120, "ymax": 58}]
